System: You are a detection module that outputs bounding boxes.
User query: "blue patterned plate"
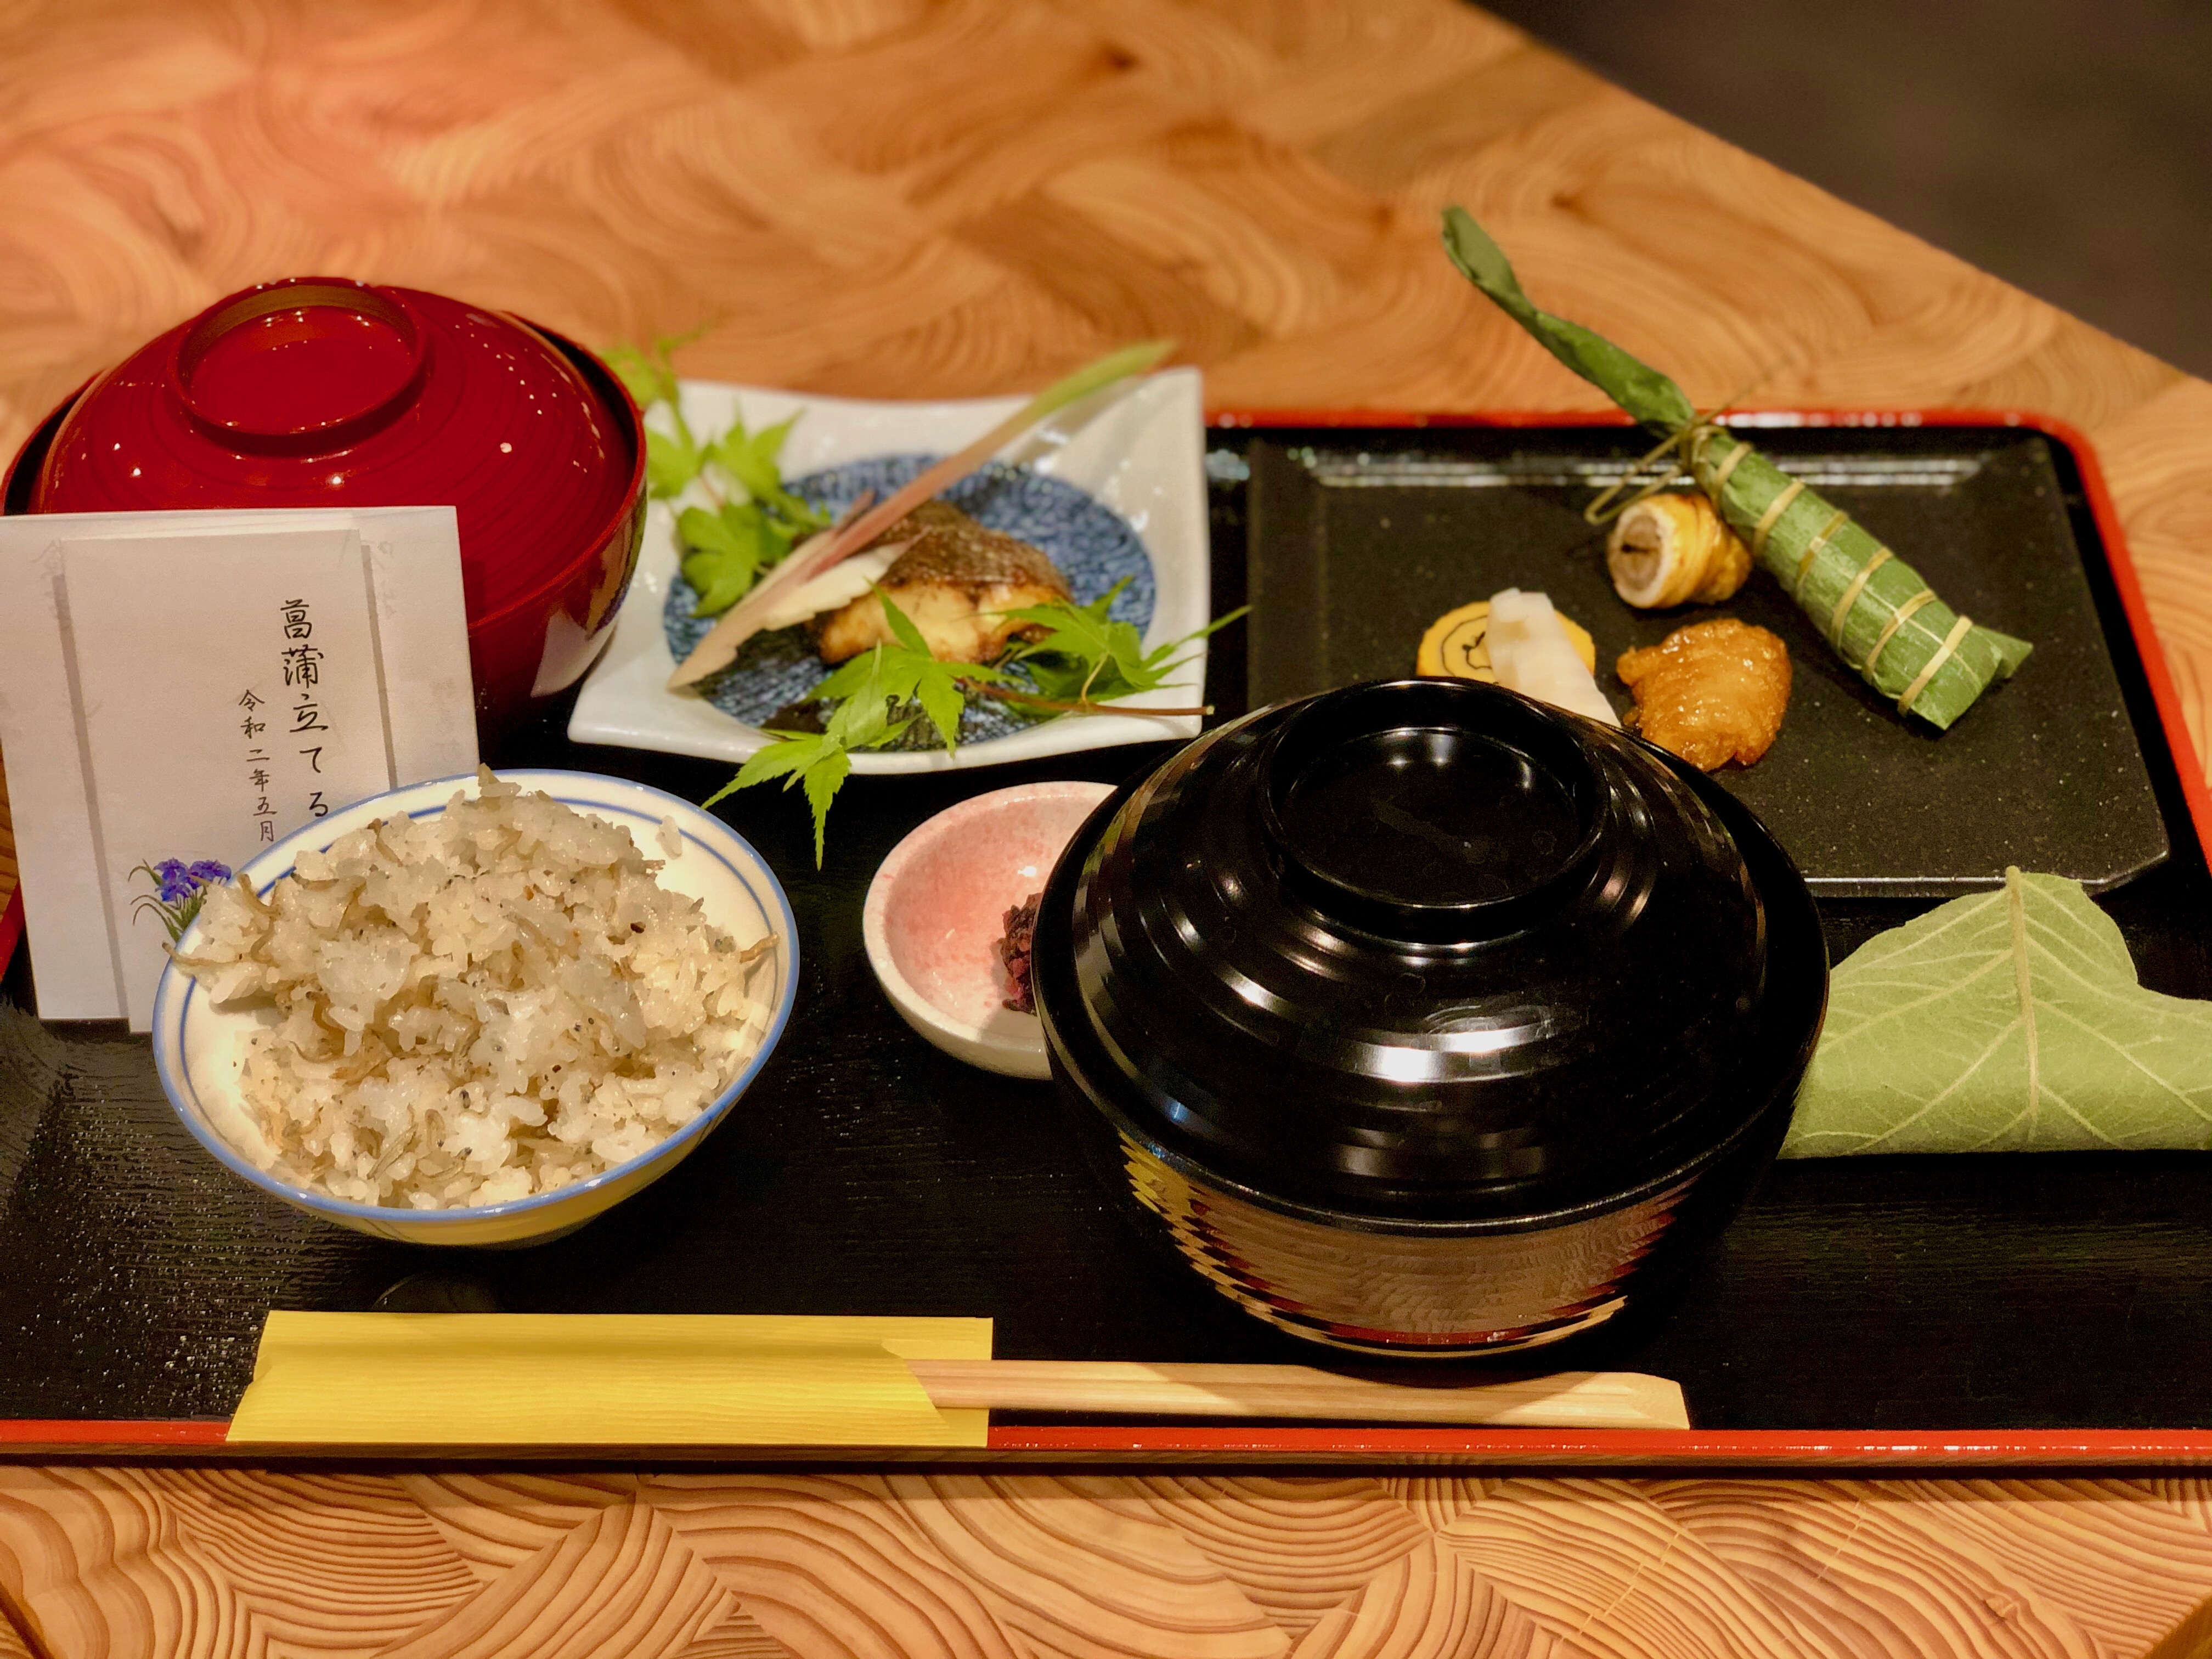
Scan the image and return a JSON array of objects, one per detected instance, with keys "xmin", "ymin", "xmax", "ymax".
[
  {"xmin": 662, "ymin": 457, "xmax": 1155, "ymax": 748},
  {"xmin": 570, "ymin": 372, "xmax": 1210, "ymax": 774}
]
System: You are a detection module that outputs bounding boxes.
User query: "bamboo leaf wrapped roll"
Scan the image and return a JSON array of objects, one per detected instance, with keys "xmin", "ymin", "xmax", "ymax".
[{"xmin": 1441, "ymin": 207, "xmax": 2030, "ymax": 730}]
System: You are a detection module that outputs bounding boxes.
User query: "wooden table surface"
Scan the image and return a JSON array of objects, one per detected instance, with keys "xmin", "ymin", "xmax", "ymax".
[{"xmin": 6, "ymin": 2, "xmax": 2212, "ymax": 1655}]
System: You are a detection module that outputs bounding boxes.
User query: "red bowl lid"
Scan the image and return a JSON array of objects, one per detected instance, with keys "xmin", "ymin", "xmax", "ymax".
[{"xmin": 31, "ymin": 276, "xmax": 639, "ymax": 623}]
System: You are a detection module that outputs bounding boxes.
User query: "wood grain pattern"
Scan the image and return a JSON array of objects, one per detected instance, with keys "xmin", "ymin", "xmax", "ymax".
[
  {"xmin": 0, "ymin": 0, "xmax": 2209, "ymax": 921},
  {"xmin": 2, "ymin": 1469, "xmax": 2211, "ymax": 1658},
  {"xmin": 1113, "ymin": 1475, "xmax": 1434, "ymax": 1634},
  {"xmin": 7, "ymin": 0, "xmax": 2212, "ymax": 1654},
  {"xmin": 1645, "ymin": 1479, "xmax": 2212, "ymax": 1659}
]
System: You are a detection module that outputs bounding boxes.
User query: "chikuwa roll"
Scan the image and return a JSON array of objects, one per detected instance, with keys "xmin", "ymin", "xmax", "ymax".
[{"xmin": 1606, "ymin": 492, "xmax": 1751, "ymax": 609}]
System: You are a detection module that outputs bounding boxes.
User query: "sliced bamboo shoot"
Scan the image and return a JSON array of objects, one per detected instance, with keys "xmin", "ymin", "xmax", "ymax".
[{"xmin": 1486, "ymin": 589, "xmax": 1620, "ymax": 725}]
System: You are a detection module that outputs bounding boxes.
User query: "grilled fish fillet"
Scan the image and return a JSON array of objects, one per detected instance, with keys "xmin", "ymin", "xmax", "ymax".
[
  {"xmin": 812, "ymin": 500, "xmax": 1073, "ymax": 665},
  {"xmin": 1616, "ymin": 617, "xmax": 1791, "ymax": 770}
]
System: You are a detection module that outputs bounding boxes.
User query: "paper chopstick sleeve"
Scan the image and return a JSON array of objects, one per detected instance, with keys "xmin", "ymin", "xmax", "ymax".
[{"xmin": 227, "ymin": 1312, "xmax": 992, "ymax": 1447}]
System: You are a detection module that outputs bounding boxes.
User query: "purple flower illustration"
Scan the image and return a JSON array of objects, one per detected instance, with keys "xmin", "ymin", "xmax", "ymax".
[{"xmin": 131, "ymin": 856, "xmax": 235, "ymax": 944}]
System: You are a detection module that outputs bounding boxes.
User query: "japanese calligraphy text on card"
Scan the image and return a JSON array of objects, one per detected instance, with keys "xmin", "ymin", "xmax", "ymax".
[{"xmin": 0, "ymin": 507, "xmax": 476, "ymax": 1028}]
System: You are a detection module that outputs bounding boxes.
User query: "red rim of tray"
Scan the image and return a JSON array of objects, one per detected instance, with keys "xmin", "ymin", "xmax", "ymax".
[
  {"xmin": 8, "ymin": 1420, "xmax": 2212, "ymax": 1469},
  {"xmin": 1, "ymin": 404, "xmax": 2205, "ymax": 1470}
]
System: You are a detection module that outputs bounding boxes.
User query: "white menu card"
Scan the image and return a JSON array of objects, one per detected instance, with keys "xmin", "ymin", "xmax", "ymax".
[{"xmin": 0, "ymin": 508, "xmax": 477, "ymax": 1028}]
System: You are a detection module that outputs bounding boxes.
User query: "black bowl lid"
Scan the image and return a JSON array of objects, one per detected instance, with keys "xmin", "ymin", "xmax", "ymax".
[{"xmin": 1035, "ymin": 678, "xmax": 1818, "ymax": 1222}]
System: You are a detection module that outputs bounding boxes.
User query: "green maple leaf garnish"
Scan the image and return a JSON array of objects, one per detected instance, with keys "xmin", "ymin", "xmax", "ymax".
[
  {"xmin": 611, "ymin": 333, "xmax": 830, "ymax": 614},
  {"xmin": 707, "ymin": 413, "xmax": 831, "ymax": 533},
  {"xmin": 1004, "ymin": 580, "xmax": 1244, "ymax": 708},
  {"xmin": 646, "ymin": 423, "xmax": 705, "ymax": 500},
  {"xmin": 678, "ymin": 501, "xmax": 810, "ymax": 617},
  {"xmin": 675, "ymin": 409, "xmax": 827, "ymax": 615},
  {"xmin": 704, "ymin": 586, "xmax": 1243, "ymax": 864},
  {"xmin": 608, "ymin": 334, "xmax": 710, "ymax": 501},
  {"xmin": 700, "ymin": 577, "xmax": 1244, "ymax": 864},
  {"xmin": 706, "ymin": 732, "xmax": 851, "ymax": 866},
  {"xmin": 604, "ymin": 337, "xmax": 684, "ymax": 412},
  {"xmin": 872, "ymin": 590, "xmax": 1006, "ymax": 747},
  {"xmin": 677, "ymin": 505, "xmax": 764, "ymax": 615},
  {"xmin": 703, "ymin": 592, "xmax": 998, "ymax": 865}
]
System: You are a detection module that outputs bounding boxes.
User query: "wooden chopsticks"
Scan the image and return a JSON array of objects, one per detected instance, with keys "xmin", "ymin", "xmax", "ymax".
[{"xmin": 905, "ymin": 1361, "xmax": 1688, "ymax": 1431}]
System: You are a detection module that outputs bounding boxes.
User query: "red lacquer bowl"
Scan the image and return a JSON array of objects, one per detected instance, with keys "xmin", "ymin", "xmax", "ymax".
[{"xmin": 6, "ymin": 276, "xmax": 645, "ymax": 751}]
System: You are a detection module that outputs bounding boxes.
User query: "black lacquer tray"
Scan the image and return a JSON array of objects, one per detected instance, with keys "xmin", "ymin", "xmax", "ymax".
[
  {"xmin": 4, "ymin": 410, "xmax": 2211, "ymax": 1467},
  {"xmin": 1240, "ymin": 417, "xmax": 2168, "ymax": 896}
]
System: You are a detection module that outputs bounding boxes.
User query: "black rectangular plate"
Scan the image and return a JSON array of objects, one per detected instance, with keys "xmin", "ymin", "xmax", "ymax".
[
  {"xmin": 1243, "ymin": 422, "xmax": 2168, "ymax": 897},
  {"xmin": 2, "ymin": 416, "xmax": 2210, "ymax": 1440}
]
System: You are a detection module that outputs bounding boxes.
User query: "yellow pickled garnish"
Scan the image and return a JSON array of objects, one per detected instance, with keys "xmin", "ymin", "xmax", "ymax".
[{"xmin": 1418, "ymin": 600, "xmax": 1596, "ymax": 682}]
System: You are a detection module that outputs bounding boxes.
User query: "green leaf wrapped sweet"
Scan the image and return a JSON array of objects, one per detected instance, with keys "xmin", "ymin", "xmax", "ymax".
[
  {"xmin": 1782, "ymin": 870, "xmax": 2212, "ymax": 1155},
  {"xmin": 1441, "ymin": 207, "xmax": 2030, "ymax": 729}
]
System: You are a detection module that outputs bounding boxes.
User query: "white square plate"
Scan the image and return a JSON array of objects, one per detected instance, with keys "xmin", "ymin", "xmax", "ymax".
[{"xmin": 568, "ymin": 369, "xmax": 1210, "ymax": 774}]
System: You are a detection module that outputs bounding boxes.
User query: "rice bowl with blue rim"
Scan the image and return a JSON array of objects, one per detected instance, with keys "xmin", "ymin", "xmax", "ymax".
[{"xmin": 150, "ymin": 769, "xmax": 798, "ymax": 1248}]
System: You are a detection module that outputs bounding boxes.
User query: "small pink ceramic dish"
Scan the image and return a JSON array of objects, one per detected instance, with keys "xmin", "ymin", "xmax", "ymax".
[{"xmin": 863, "ymin": 781, "xmax": 1114, "ymax": 1079}]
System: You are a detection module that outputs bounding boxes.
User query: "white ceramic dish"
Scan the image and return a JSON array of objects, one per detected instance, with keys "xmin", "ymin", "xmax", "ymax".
[
  {"xmin": 567, "ymin": 369, "xmax": 1210, "ymax": 772},
  {"xmin": 862, "ymin": 781, "xmax": 1113, "ymax": 1079},
  {"xmin": 150, "ymin": 769, "xmax": 798, "ymax": 1247}
]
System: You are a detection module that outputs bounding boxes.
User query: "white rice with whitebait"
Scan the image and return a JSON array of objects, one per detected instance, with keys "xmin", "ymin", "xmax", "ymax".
[{"xmin": 174, "ymin": 771, "xmax": 775, "ymax": 1209}]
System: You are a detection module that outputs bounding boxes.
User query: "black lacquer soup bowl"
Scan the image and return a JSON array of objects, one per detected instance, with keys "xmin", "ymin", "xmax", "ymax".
[{"xmin": 1032, "ymin": 678, "xmax": 1829, "ymax": 1356}]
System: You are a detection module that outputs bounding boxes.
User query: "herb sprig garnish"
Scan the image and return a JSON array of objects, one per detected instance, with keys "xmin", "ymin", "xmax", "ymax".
[
  {"xmin": 706, "ymin": 586, "xmax": 1242, "ymax": 865},
  {"xmin": 606, "ymin": 336, "xmax": 830, "ymax": 618}
]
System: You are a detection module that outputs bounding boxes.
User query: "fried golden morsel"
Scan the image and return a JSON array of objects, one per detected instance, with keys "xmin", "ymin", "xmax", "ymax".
[
  {"xmin": 1616, "ymin": 618, "xmax": 1791, "ymax": 770},
  {"xmin": 1418, "ymin": 600, "xmax": 1596, "ymax": 681},
  {"xmin": 1606, "ymin": 493, "xmax": 1752, "ymax": 608}
]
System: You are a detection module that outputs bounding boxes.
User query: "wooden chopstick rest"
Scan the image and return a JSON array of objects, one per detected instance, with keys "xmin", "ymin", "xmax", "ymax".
[{"xmin": 904, "ymin": 1361, "xmax": 1688, "ymax": 1431}]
